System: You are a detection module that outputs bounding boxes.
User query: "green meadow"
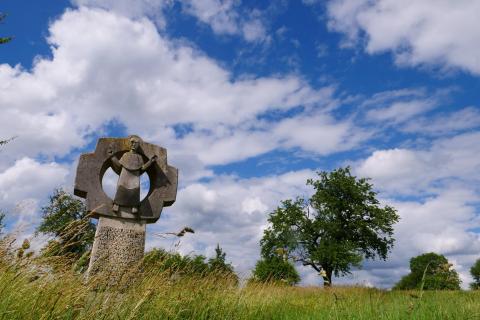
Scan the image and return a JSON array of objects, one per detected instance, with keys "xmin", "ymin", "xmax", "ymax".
[{"xmin": 1, "ymin": 244, "xmax": 479, "ymax": 320}]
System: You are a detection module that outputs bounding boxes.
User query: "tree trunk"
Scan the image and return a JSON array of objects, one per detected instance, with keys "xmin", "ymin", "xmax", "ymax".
[{"xmin": 323, "ymin": 267, "xmax": 333, "ymax": 287}]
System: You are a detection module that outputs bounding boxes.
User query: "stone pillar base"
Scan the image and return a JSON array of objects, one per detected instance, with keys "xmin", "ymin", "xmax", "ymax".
[{"xmin": 87, "ymin": 216, "xmax": 146, "ymax": 281}]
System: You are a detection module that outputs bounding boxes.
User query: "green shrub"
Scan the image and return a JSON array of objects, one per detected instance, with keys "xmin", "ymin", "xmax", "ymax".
[
  {"xmin": 251, "ymin": 257, "xmax": 300, "ymax": 285},
  {"xmin": 470, "ymin": 258, "xmax": 480, "ymax": 289},
  {"xmin": 394, "ymin": 252, "xmax": 461, "ymax": 290}
]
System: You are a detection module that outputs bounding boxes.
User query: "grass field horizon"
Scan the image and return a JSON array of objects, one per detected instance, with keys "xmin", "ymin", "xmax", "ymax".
[{"xmin": 1, "ymin": 236, "xmax": 479, "ymax": 320}]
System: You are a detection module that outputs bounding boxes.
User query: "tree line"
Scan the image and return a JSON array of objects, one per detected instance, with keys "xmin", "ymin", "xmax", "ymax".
[{"xmin": 2, "ymin": 168, "xmax": 480, "ymax": 290}]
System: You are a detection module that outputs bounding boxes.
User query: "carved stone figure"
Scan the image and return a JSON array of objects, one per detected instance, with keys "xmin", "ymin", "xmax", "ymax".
[
  {"xmin": 108, "ymin": 136, "xmax": 157, "ymax": 214},
  {"xmin": 74, "ymin": 135, "xmax": 178, "ymax": 280},
  {"xmin": 74, "ymin": 135, "xmax": 177, "ymax": 222}
]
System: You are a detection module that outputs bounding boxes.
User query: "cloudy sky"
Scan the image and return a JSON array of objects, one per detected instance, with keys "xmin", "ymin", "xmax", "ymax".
[{"xmin": 1, "ymin": 0, "xmax": 480, "ymax": 288}]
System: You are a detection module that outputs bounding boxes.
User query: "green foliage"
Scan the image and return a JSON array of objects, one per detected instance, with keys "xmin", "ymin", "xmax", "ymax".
[
  {"xmin": 0, "ymin": 238, "xmax": 475, "ymax": 320},
  {"xmin": 394, "ymin": 252, "xmax": 461, "ymax": 290},
  {"xmin": 261, "ymin": 167, "xmax": 399, "ymax": 286},
  {"xmin": 143, "ymin": 247, "xmax": 238, "ymax": 285},
  {"xmin": 208, "ymin": 244, "xmax": 234, "ymax": 272},
  {"xmin": 143, "ymin": 248, "xmax": 209, "ymax": 275},
  {"xmin": 1, "ymin": 252, "xmax": 477, "ymax": 320},
  {"xmin": 251, "ymin": 257, "xmax": 300, "ymax": 285},
  {"xmin": 37, "ymin": 189, "xmax": 95, "ymax": 259},
  {"xmin": 0, "ymin": 13, "xmax": 12, "ymax": 44},
  {"xmin": 470, "ymin": 258, "xmax": 480, "ymax": 290}
]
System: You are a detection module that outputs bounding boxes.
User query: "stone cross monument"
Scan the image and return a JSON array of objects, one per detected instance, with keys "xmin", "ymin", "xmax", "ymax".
[{"xmin": 74, "ymin": 135, "xmax": 178, "ymax": 278}]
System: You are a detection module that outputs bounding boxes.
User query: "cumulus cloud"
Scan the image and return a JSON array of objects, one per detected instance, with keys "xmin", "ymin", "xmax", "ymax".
[
  {"xmin": 0, "ymin": 157, "xmax": 69, "ymax": 236},
  {"xmin": 349, "ymin": 128, "xmax": 480, "ymax": 287},
  {"xmin": 73, "ymin": 0, "xmax": 171, "ymax": 27},
  {"xmin": 145, "ymin": 169, "xmax": 315, "ymax": 277},
  {"xmin": 73, "ymin": 0, "xmax": 268, "ymax": 42},
  {"xmin": 327, "ymin": 0, "xmax": 480, "ymax": 74},
  {"xmin": 0, "ymin": 8, "xmax": 360, "ymax": 175},
  {"xmin": 0, "ymin": 7, "xmax": 365, "ymax": 281},
  {"xmin": 0, "ymin": 158, "xmax": 69, "ymax": 210},
  {"xmin": 375, "ymin": 189, "xmax": 480, "ymax": 289},
  {"xmin": 355, "ymin": 131, "xmax": 480, "ymax": 196}
]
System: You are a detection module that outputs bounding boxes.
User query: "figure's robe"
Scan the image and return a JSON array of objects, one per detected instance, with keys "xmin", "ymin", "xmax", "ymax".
[{"xmin": 114, "ymin": 152, "xmax": 144, "ymax": 206}]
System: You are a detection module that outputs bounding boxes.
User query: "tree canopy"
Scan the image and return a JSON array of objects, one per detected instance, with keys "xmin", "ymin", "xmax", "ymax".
[
  {"xmin": 470, "ymin": 258, "xmax": 480, "ymax": 290},
  {"xmin": 394, "ymin": 252, "xmax": 461, "ymax": 290},
  {"xmin": 208, "ymin": 244, "xmax": 236, "ymax": 274},
  {"xmin": 260, "ymin": 167, "xmax": 399, "ymax": 286},
  {"xmin": 37, "ymin": 189, "xmax": 95, "ymax": 259}
]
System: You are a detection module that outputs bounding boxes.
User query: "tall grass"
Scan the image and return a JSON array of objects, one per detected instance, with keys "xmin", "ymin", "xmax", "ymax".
[{"xmin": 1, "ymin": 237, "xmax": 480, "ymax": 319}]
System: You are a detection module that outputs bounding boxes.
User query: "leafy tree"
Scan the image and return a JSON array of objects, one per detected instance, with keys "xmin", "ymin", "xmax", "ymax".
[
  {"xmin": 470, "ymin": 258, "xmax": 480, "ymax": 290},
  {"xmin": 37, "ymin": 189, "xmax": 95, "ymax": 259},
  {"xmin": 208, "ymin": 244, "xmax": 234, "ymax": 272},
  {"xmin": 208, "ymin": 244, "xmax": 238, "ymax": 283},
  {"xmin": 0, "ymin": 12, "xmax": 12, "ymax": 44},
  {"xmin": 394, "ymin": 252, "xmax": 461, "ymax": 290},
  {"xmin": 251, "ymin": 257, "xmax": 300, "ymax": 285},
  {"xmin": 261, "ymin": 167, "xmax": 399, "ymax": 286}
]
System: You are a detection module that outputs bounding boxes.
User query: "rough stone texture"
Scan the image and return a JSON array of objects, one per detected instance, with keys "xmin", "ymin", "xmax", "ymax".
[
  {"xmin": 74, "ymin": 136, "xmax": 178, "ymax": 223},
  {"xmin": 87, "ymin": 216, "xmax": 146, "ymax": 280},
  {"xmin": 74, "ymin": 136, "xmax": 178, "ymax": 279}
]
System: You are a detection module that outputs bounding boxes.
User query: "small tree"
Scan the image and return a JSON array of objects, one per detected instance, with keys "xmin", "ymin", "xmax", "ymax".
[
  {"xmin": 251, "ymin": 257, "xmax": 300, "ymax": 285},
  {"xmin": 261, "ymin": 167, "xmax": 399, "ymax": 286},
  {"xmin": 394, "ymin": 252, "xmax": 461, "ymax": 290},
  {"xmin": 208, "ymin": 244, "xmax": 238, "ymax": 283},
  {"xmin": 208, "ymin": 244, "xmax": 234, "ymax": 272},
  {"xmin": 37, "ymin": 189, "xmax": 95, "ymax": 259},
  {"xmin": 470, "ymin": 258, "xmax": 480, "ymax": 290}
]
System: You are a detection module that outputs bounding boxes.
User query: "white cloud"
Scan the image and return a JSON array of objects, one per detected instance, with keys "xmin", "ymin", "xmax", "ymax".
[
  {"xmin": 73, "ymin": 0, "xmax": 171, "ymax": 27},
  {"xmin": 0, "ymin": 158, "xmax": 69, "ymax": 237},
  {"xmin": 0, "ymin": 158, "xmax": 69, "ymax": 210},
  {"xmin": 403, "ymin": 106, "xmax": 480, "ymax": 136},
  {"xmin": 352, "ymin": 130, "xmax": 480, "ymax": 288},
  {"xmin": 146, "ymin": 169, "xmax": 315, "ymax": 277},
  {"xmin": 73, "ymin": 0, "xmax": 268, "ymax": 42},
  {"xmin": 0, "ymin": 7, "xmax": 360, "ymax": 176},
  {"xmin": 180, "ymin": 0, "xmax": 267, "ymax": 42},
  {"xmin": 356, "ymin": 131, "xmax": 480, "ymax": 195},
  {"xmin": 382, "ymin": 189, "xmax": 480, "ymax": 289},
  {"xmin": 359, "ymin": 87, "xmax": 451, "ymax": 126},
  {"xmin": 366, "ymin": 100, "xmax": 435, "ymax": 124},
  {"xmin": 327, "ymin": 0, "xmax": 480, "ymax": 74}
]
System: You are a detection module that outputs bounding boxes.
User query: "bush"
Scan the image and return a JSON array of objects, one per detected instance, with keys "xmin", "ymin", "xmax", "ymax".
[
  {"xmin": 251, "ymin": 257, "xmax": 300, "ymax": 285},
  {"xmin": 470, "ymin": 258, "xmax": 480, "ymax": 289},
  {"xmin": 394, "ymin": 252, "xmax": 461, "ymax": 290}
]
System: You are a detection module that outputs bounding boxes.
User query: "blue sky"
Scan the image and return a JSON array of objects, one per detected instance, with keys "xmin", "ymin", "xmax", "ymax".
[{"xmin": 1, "ymin": 0, "xmax": 480, "ymax": 288}]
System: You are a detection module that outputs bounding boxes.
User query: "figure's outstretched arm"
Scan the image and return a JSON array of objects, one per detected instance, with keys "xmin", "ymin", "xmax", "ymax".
[
  {"xmin": 108, "ymin": 148, "xmax": 122, "ymax": 173},
  {"xmin": 141, "ymin": 155, "xmax": 158, "ymax": 172}
]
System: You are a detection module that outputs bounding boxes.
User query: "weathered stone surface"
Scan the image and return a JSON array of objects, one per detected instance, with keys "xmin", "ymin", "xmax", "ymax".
[
  {"xmin": 74, "ymin": 136, "xmax": 178, "ymax": 223},
  {"xmin": 87, "ymin": 216, "xmax": 146, "ymax": 279},
  {"xmin": 74, "ymin": 136, "xmax": 178, "ymax": 279}
]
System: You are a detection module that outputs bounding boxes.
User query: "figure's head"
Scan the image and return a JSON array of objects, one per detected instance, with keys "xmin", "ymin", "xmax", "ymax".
[{"xmin": 129, "ymin": 135, "xmax": 141, "ymax": 152}]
